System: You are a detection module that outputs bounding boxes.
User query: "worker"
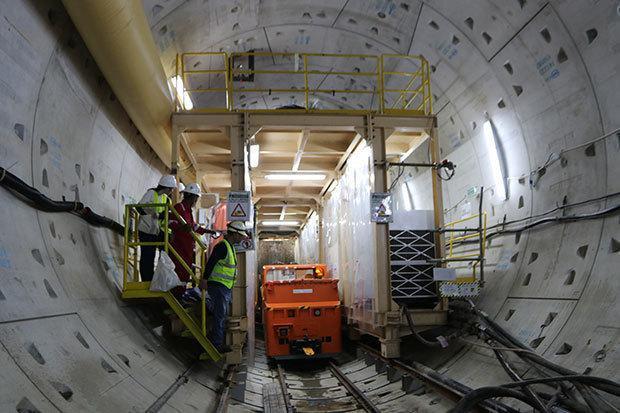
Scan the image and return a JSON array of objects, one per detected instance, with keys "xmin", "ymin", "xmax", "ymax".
[
  {"xmin": 137, "ymin": 174, "xmax": 177, "ymax": 281},
  {"xmin": 169, "ymin": 183, "xmax": 216, "ymax": 297},
  {"xmin": 199, "ymin": 221, "xmax": 248, "ymax": 353}
]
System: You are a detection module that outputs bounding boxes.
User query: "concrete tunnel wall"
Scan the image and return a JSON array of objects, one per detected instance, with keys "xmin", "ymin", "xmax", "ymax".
[
  {"xmin": 0, "ymin": 0, "xmax": 618, "ymax": 412},
  {"xmin": 0, "ymin": 2, "xmax": 221, "ymax": 411}
]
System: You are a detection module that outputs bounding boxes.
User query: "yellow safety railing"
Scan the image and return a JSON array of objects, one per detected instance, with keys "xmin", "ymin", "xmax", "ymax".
[
  {"xmin": 381, "ymin": 54, "xmax": 432, "ymax": 114},
  {"xmin": 122, "ymin": 202, "xmax": 220, "ymax": 361},
  {"xmin": 176, "ymin": 51, "xmax": 432, "ymax": 115},
  {"xmin": 444, "ymin": 212, "xmax": 487, "ymax": 282}
]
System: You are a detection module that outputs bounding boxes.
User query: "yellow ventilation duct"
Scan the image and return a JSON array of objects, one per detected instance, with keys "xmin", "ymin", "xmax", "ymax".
[{"xmin": 62, "ymin": 0, "xmax": 173, "ymax": 167}]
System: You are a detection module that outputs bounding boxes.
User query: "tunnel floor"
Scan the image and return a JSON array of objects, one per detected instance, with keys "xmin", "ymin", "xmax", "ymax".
[{"xmin": 225, "ymin": 340, "xmax": 455, "ymax": 412}]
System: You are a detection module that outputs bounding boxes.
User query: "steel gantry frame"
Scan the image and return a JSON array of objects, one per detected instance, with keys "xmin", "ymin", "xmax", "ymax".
[{"xmin": 170, "ymin": 111, "xmax": 446, "ymax": 359}]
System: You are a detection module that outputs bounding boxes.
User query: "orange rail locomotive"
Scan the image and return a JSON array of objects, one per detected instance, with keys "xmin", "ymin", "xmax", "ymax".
[{"xmin": 261, "ymin": 264, "xmax": 342, "ymax": 359}]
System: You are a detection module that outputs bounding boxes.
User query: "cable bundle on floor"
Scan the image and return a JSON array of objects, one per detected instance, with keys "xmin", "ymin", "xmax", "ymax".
[
  {"xmin": 0, "ymin": 167, "xmax": 124, "ymax": 235},
  {"xmin": 448, "ymin": 300, "xmax": 620, "ymax": 413}
]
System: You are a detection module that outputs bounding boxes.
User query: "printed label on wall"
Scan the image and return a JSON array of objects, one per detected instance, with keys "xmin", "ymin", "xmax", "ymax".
[{"xmin": 370, "ymin": 192, "xmax": 393, "ymax": 223}]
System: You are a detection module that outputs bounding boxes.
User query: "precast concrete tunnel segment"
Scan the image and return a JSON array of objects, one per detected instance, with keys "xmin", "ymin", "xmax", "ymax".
[{"xmin": 0, "ymin": 0, "xmax": 618, "ymax": 412}]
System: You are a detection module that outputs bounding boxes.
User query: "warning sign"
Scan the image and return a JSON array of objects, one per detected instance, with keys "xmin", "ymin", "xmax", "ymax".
[
  {"xmin": 227, "ymin": 191, "xmax": 251, "ymax": 222},
  {"xmin": 230, "ymin": 203, "xmax": 246, "ymax": 218},
  {"xmin": 234, "ymin": 229, "xmax": 255, "ymax": 252},
  {"xmin": 370, "ymin": 192, "xmax": 393, "ymax": 223}
]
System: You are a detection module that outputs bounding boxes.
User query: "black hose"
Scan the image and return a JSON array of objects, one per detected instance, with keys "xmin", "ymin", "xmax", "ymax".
[
  {"xmin": 450, "ymin": 387, "xmax": 540, "ymax": 413},
  {"xmin": 78, "ymin": 207, "xmax": 124, "ymax": 235},
  {"xmin": 492, "ymin": 349, "xmax": 549, "ymax": 412},
  {"xmin": 1, "ymin": 167, "xmax": 124, "ymax": 235},
  {"xmin": 453, "ymin": 376, "xmax": 620, "ymax": 413},
  {"xmin": 538, "ymin": 392, "xmax": 591, "ymax": 413},
  {"xmin": 402, "ymin": 306, "xmax": 444, "ymax": 347},
  {"xmin": 496, "ymin": 376, "xmax": 620, "ymax": 397},
  {"xmin": 470, "ymin": 302, "xmax": 619, "ymax": 411},
  {"xmin": 0, "ymin": 167, "xmax": 84, "ymax": 212}
]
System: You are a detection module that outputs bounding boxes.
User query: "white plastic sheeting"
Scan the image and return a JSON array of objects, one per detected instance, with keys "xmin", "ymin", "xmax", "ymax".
[
  {"xmin": 297, "ymin": 211, "xmax": 319, "ymax": 263},
  {"xmin": 321, "ymin": 143, "xmax": 376, "ymax": 324}
]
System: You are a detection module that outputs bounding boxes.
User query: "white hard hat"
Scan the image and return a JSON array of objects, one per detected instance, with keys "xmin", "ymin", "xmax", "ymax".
[
  {"xmin": 158, "ymin": 174, "xmax": 177, "ymax": 188},
  {"xmin": 227, "ymin": 221, "xmax": 248, "ymax": 237},
  {"xmin": 178, "ymin": 182, "xmax": 185, "ymax": 192},
  {"xmin": 183, "ymin": 182, "xmax": 202, "ymax": 196}
]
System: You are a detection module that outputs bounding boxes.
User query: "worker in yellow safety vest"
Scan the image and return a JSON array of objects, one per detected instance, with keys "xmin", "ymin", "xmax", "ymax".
[
  {"xmin": 136, "ymin": 174, "xmax": 177, "ymax": 281},
  {"xmin": 199, "ymin": 221, "xmax": 248, "ymax": 353}
]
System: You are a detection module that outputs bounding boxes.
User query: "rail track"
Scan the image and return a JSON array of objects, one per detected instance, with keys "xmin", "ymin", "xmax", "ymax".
[{"xmin": 216, "ymin": 340, "xmax": 518, "ymax": 412}]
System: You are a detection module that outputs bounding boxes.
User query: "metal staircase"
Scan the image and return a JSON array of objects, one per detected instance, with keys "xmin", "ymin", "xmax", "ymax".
[{"xmin": 121, "ymin": 202, "xmax": 222, "ymax": 362}]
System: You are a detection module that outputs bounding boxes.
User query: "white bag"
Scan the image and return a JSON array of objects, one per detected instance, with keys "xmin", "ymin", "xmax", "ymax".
[{"xmin": 150, "ymin": 251, "xmax": 183, "ymax": 291}]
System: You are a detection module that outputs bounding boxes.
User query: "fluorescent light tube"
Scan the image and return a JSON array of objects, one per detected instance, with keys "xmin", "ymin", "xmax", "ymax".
[
  {"xmin": 249, "ymin": 144, "xmax": 260, "ymax": 168},
  {"xmin": 483, "ymin": 120, "xmax": 507, "ymax": 200},
  {"xmin": 171, "ymin": 75, "xmax": 194, "ymax": 110},
  {"xmin": 265, "ymin": 173, "xmax": 326, "ymax": 181},
  {"xmin": 261, "ymin": 220, "xmax": 300, "ymax": 226}
]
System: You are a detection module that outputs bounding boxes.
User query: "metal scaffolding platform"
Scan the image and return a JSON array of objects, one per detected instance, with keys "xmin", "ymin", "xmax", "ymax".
[{"xmin": 171, "ymin": 110, "xmax": 445, "ymax": 359}]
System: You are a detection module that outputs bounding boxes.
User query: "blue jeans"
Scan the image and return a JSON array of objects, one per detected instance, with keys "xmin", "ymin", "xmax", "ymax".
[{"xmin": 206, "ymin": 281, "xmax": 232, "ymax": 349}]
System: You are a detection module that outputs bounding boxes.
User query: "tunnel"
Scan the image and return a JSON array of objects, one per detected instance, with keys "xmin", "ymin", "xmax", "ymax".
[{"xmin": 0, "ymin": 0, "xmax": 618, "ymax": 412}]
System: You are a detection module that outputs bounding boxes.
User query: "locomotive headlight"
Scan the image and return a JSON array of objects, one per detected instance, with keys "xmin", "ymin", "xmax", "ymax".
[{"xmin": 314, "ymin": 309, "xmax": 321, "ymax": 316}]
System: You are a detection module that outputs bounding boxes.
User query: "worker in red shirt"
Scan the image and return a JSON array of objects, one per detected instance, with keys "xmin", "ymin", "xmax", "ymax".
[{"xmin": 169, "ymin": 183, "xmax": 216, "ymax": 297}]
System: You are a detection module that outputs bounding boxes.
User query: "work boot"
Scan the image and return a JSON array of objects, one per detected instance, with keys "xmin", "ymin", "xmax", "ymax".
[{"xmin": 218, "ymin": 344, "xmax": 233, "ymax": 353}]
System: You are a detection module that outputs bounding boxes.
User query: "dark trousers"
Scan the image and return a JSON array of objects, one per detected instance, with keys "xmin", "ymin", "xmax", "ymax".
[
  {"xmin": 139, "ymin": 231, "xmax": 163, "ymax": 281},
  {"xmin": 206, "ymin": 281, "xmax": 232, "ymax": 349}
]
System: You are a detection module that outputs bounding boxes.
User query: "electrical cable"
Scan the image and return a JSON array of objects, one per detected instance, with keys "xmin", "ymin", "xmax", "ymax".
[
  {"xmin": 449, "ymin": 200, "xmax": 620, "ymax": 250},
  {"xmin": 486, "ymin": 190, "xmax": 620, "ymax": 231},
  {"xmin": 526, "ymin": 127, "xmax": 620, "ymax": 189},
  {"xmin": 456, "ymin": 338, "xmax": 535, "ymax": 354},
  {"xmin": 0, "ymin": 167, "xmax": 124, "ymax": 235},
  {"xmin": 495, "ymin": 376, "xmax": 620, "ymax": 397},
  {"xmin": 402, "ymin": 306, "xmax": 445, "ymax": 347},
  {"xmin": 469, "ymin": 301, "xmax": 620, "ymax": 411},
  {"xmin": 450, "ymin": 387, "xmax": 541, "ymax": 413},
  {"xmin": 485, "ymin": 202, "xmax": 620, "ymax": 239},
  {"xmin": 492, "ymin": 347, "xmax": 550, "ymax": 412}
]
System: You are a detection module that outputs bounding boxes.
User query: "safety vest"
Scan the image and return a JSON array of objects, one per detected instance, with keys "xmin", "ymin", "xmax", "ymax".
[
  {"xmin": 153, "ymin": 191, "xmax": 171, "ymax": 233},
  {"xmin": 210, "ymin": 239, "xmax": 237, "ymax": 289}
]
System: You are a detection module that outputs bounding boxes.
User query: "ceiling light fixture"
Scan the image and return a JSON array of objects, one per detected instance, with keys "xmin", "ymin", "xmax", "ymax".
[
  {"xmin": 249, "ymin": 143, "xmax": 260, "ymax": 168},
  {"xmin": 261, "ymin": 220, "xmax": 300, "ymax": 226},
  {"xmin": 483, "ymin": 119, "xmax": 508, "ymax": 200},
  {"xmin": 170, "ymin": 75, "xmax": 194, "ymax": 110},
  {"xmin": 264, "ymin": 173, "xmax": 326, "ymax": 181}
]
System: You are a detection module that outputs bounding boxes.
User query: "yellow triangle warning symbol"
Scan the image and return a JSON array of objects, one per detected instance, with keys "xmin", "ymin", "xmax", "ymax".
[
  {"xmin": 377, "ymin": 203, "xmax": 387, "ymax": 216},
  {"xmin": 231, "ymin": 203, "xmax": 246, "ymax": 218}
]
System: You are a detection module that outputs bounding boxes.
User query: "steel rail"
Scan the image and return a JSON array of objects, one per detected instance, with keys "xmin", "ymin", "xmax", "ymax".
[
  {"xmin": 358, "ymin": 343, "xmax": 519, "ymax": 413},
  {"xmin": 214, "ymin": 366, "xmax": 236, "ymax": 413},
  {"xmin": 145, "ymin": 364, "xmax": 194, "ymax": 413},
  {"xmin": 276, "ymin": 364, "xmax": 294, "ymax": 413},
  {"xmin": 328, "ymin": 361, "xmax": 381, "ymax": 413}
]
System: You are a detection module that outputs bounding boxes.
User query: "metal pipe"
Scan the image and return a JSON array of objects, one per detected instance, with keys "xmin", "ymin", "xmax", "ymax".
[
  {"xmin": 388, "ymin": 161, "xmax": 438, "ymax": 168},
  {"xmin": 61, "ymin": 0, "xmax": 174, "ymax": 166}
]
